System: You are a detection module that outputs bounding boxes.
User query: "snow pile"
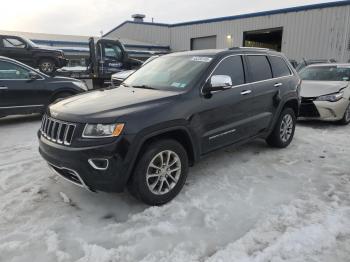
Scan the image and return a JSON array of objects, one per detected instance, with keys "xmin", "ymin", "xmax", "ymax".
[{"xmin": 0, "ymin": 115, "xmax": 349, "ymax": 262}]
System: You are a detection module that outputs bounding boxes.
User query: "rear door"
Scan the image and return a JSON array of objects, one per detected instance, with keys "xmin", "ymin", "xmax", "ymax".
[
  {"xmin": 0, "ymin": 60, "xmax": 46, "ymax": 112},
  {"xmin": 242, "ymin": 55, "xmax": 280, "ymax": 135},
  {"xmin": 0, "ymin": 36, "xmax": 32, "ymax": 65},
  {"xmin": 268, "ymin": 55, "xmax": 293, "ymax": 96}
]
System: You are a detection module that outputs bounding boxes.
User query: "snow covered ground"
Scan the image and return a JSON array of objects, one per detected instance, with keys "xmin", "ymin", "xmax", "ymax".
[{"xmin": 0, "ymin": 115, "xmax": 349, "ymax": 262}]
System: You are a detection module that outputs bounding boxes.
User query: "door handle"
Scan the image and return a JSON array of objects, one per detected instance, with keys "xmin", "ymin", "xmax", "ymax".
[
  {"xmin": 240, "ymin": 90, "xmax": 252, "ymax": 95},
  {"xmin": 274, "ymin": 83, "xmax": 283, "ymax": 87},
  {"xmin": 0, "ymin": 86, "xmax": 8, "ymax": 90}
]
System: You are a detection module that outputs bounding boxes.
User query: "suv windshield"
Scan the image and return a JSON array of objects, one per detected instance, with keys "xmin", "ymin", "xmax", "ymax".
[
  {"xmin": 22, "ymin": 37, "xmax": 38, "ymax": 48},
  {"xmin": 300, "ymin": 66, "xmax": 350, "ymax": 81},
  {"xmin": 123, "ymin": 55, "xmax": 213, "ymax": 90}
]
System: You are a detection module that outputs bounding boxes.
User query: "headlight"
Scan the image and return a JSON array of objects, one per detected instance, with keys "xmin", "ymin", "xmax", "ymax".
[
  {"xmin": 83, "ymin": 123, "xmax": 124, "ymax": 138},
  {"xmin": 73, "ymin": 81, "xmax": 88, "ymax": 91},
  {"xmin": 316, "ymin": 91, "xmax": 343, "ymax": 102}
]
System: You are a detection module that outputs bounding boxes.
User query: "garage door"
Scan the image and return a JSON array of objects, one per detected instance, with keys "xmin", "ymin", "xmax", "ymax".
[{"xmin": 191, "ymin": 36, "xmax": 217, "ymax": 50}]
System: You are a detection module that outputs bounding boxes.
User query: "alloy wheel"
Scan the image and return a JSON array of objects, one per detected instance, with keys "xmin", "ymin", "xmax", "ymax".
[
  {"xmin": 40, "ymin": 62, "xmax": 54, "ymax": 73},
  {"xmin": 146, "ymin": 150, "xmax": 181, "ymax": 195},
  {"xmin": 280, "ymin": 114, "xmax": 294, "ymax": 143}
]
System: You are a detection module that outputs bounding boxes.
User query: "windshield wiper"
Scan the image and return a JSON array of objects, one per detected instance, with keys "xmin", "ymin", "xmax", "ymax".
[{"xmin": 131, "ymin": 85, "xmax": 156, "ymax": 90}]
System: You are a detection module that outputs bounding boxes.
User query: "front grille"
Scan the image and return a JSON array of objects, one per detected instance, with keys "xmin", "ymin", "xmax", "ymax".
[
  {"xmin": 299, "ymin": 97, "xmax": 320, "ymax": 117},
  {"xmin": 41, "ymin": 115, "xmax": 76, "ymax": 145},
  {"xmin": 111, "ymin": 78, "xmax": 123, "ymax": 87}
]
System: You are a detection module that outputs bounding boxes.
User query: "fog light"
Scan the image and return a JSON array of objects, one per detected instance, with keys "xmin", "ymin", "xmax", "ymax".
[{"xmin": 88, "ymin": 159, "xmax": 109, "ymax": 170}]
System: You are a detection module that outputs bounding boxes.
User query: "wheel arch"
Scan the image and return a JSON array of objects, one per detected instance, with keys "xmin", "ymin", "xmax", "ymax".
[
  {"xmin": 49, "ymin": 88, "xmax": 78, "ymax": 103},
  {"xmin": 125, "ymin": 126, "xmax": 198, "ymax": 185},
  {"xmin": 267, "ymin": 97, "xmax": 300, "ymax": 137},
  {"xmin": 35, "ymin": 56, "xmax": 59, "ymax": 67}
]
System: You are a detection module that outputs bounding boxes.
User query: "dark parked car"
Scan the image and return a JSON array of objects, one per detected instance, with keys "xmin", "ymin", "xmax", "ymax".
[
  {"xmin": 0, "ymin": 35, "xmax": 68, "ymax": 74},
  {"xmin": 38, "ymin": 48, "xmax": 300, "ymax": 205},
  {"xmin": 0, "ymin": 56, "xmax": 87, "ymax": 117}
]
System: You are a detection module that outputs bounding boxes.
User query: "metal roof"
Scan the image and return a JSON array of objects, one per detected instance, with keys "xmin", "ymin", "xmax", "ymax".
[
  {"xmin": 0, "ymin": 29, "xmax": 169, "ymax": 49},
  {"xmin": 104, "ymin": 0, "xmax": 350, "ymax": 36}
]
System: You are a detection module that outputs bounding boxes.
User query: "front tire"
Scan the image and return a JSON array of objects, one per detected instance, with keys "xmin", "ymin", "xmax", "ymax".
[
  {"xmin": 51, "ymin": 92, "xmax": 74, "ymax": 104},
  {"xmin": 266, "ymin": 108, "xmax": 296, "ymax": 148},
  {"xmin": 339, "ymin": 103, "xmax": 350, "ymax": 125},
  {"xmin": 128, "ymin": 139, "xmax": 189, "ymax": 205},
  {"xmin": 38, "ymin": 59, "xmax": 56, "ymax": 74}
]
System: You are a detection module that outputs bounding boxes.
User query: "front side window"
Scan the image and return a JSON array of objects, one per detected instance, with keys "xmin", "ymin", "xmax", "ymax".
[
  {"xmin": 123, "ymin": 55, "xmax": 212, "ymax": 90},
  {"xmin": 212, "ymin": 56, "xmax": 245, "ymax": 86},
  {"xmin": 3, "ymin": 37, "xmax": 26, "ymax": 49},
  {"xmin": 0, "ymin": 61, "xmax": 30, "ymax": 79},
  {"xmin": 246, "ymin": 55, "xmax": 272, "ymax": 82},
  {"xmin": 103, "ymin": 43, "xmax": 123, "ymax": 61},
  {"xmin": 299, "ymin": 66, "xmax": 350, "ymax": 81},
  {"xmin": 269, "ymin": 56, "xmax": 291, "ymax": 77}
]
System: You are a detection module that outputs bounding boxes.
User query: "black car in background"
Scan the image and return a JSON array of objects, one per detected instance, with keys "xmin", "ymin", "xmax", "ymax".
[
  {"xmin": 39, "ymin": 48, "xmax": 300, "ymax": 205},
  {"xmin": 0, "ymin": 56, "xmax": 87, "ymax": 117},
  {"xmin": 0, "ymin": 35, "xmax": 68, "ymax": 74}
]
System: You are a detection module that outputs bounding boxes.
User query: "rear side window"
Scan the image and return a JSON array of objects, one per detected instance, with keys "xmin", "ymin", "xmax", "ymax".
[
  {"xmin": 246, "ymin": 55, "xmax": 272, "ymax": 82},
  {"xmin": 269, "ymin": 56, "xmax": 291, "ymax": 77},
  {"xmin": 2, "ymin": 37, "xmax": 26, "ymax": 49},
  {"xmin": 212, "ymin": 56, "xmax": 245, "ymax": 86}
]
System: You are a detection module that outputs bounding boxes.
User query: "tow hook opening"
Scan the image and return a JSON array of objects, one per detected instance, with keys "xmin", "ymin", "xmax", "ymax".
[{"xmin": 88, "ymin": 158, "xmax": 109, "ymax": 170}]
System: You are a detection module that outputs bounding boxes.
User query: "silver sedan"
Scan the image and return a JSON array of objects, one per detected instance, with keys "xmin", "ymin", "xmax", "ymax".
[{"xmin": 299, "ymin": 64, "xmax": 350, "ymax": 125}]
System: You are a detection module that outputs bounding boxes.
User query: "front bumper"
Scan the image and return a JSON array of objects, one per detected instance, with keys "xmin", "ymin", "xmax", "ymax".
[
  {"xmin": 57, "ymin": 57, "xmax": 69, "ymax": 68},
  {"xmin": 299, "ymin": 97, "xmax": 349, "ymax": 121},
  {"xmin": 39, "ymin": 134, "xmax": 131, "ymax": 192}
]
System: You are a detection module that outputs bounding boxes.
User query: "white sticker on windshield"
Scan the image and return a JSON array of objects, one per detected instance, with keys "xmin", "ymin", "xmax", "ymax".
[
  {"xmin": 191, "ymin": 56, "xmax": 212, "ymax": 63},
  {"xmin": 171, "ymin": 82, "xmax": 187, "ymax": 88},
  {"xmin": 171, "ymin": 82, "xmax": 181, "ymax": 87}
]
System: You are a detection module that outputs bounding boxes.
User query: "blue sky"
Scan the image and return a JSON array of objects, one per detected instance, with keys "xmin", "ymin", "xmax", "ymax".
[{"xmin": 1, "ymin": 0, "xmax": 341, "ymax": 35}]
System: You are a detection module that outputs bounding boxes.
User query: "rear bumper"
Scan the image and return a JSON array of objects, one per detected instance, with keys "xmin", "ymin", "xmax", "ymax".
[{"xmin": 38, "ymin": 135, "xmax": 132, "ymax": 192}]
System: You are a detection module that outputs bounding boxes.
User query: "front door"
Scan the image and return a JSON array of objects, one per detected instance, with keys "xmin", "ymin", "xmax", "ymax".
[
  {"xmin": 0, "ymin": 60, "xmax": 46, "ymax": 115},
  {"xmin": 197, "ymin": 55, "xmax": 255, "ymax": 154},
  {"xmin": 96, "ymin": 39, "xmax": 125, "ymax": 78}
]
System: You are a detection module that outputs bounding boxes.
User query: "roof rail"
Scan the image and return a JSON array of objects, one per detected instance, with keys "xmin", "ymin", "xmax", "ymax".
[{"xmin": 228, "ymin": 47, "xmax": 271, "ymax": 51}]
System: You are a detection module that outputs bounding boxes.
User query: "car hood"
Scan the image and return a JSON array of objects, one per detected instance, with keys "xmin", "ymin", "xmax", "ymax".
[
  {"xmin": 49, "ymin": 87, "xmax": 181, "ymax": 123},
  {"xmin": 112, "ymin": 70, "xmax": 135, "ymax": 79},
  {"xmin": 50, "ymin": 76, "xmax": 81, "ymax": 83},
  {"xmin": 300, "ymin": 81, "xmax": 349, "ymax": 98},
  {"xmin": 33, "ymin": 45, "xmax": 62, "ymax": 54}
]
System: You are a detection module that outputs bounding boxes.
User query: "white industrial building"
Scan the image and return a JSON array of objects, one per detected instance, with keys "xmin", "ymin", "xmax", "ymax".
[{"xmin": 104, "ymin": 1, "xmax": 350, "ymax": 62}]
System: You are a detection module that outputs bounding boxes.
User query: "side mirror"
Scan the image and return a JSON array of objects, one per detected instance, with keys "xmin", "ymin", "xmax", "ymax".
[
  {"xmin": 203, "ymin": 75, "xmax": 232, "ymax": 94},
  {"xmin": 28, "ymin": 71, "xmax": 40, "ymax": 80}
]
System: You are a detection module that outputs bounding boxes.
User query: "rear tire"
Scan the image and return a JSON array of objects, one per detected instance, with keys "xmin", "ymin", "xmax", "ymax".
[
  {"xmin": 38, "ymin": 59, "xmax": 56, "ymax": 74},
  {"xmin": 266, "ymin": 108, "xmax": 296, "ymax": 148},
  {"xmin": 339, "ymin": 103, "xmax": 350, "ymax": 125},
  {"xmin": 128, "ymin": 139, "xmax": 189, "ymax": 206}
]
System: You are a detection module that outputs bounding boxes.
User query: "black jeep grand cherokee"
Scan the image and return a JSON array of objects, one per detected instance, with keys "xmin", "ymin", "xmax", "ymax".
[
  {"xmin": 0, "ymin": 35, "xmax": 68, "ymax": 74},
  {"xmin": 38, "ymin": 48, "xmax": 300, "ymax": 205}
]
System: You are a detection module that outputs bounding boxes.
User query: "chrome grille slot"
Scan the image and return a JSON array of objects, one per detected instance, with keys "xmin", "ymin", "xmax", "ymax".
[{"xmin": 40, "ymin": 115, "xmax": 76, "ymax": 145}]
